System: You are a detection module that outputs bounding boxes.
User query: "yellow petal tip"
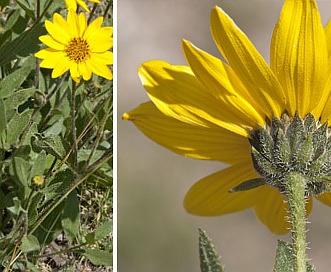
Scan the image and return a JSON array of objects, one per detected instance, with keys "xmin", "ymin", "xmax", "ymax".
[{"xmin": 122, "ymin": 113, "xmax": 130, "ymax": 120}]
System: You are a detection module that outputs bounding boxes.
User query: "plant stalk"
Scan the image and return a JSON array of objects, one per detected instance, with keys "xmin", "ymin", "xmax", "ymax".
[
  {"xmin": 284, "ymin": 172, "xmax": 307, "ymax": 272},
  {"xmin": 71, "ymin": 81, "xmax": 78, "ymax": 172}
]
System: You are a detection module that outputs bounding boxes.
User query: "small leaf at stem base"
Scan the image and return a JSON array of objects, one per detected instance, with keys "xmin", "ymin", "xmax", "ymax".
[{"xmin": 198, "ymin": 228, "xmax": 224, "ymax": 272}]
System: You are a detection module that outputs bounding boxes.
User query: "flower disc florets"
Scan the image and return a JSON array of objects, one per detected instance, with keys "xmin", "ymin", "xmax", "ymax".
[
  {"xmin": 65, "ymin": 37, "xmax": 91, "ymax": 63},
  {"xmin": 233, "ymin": 113, "xmax": 331, "ymax": 196}
]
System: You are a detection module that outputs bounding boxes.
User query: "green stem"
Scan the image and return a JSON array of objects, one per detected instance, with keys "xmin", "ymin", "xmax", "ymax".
[
  {"xmin": 284, "ymin": 172, "xmax": 307, "ymax": 272},
  {"xmin": 71, "ymin": 81, "xmax": 78, "ymax": 172}
]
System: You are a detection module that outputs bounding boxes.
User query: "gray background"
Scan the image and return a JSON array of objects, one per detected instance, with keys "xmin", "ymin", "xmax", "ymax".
[{"xmin": 118, "ymin": 1, "xmax": 331, "ymax": 271}]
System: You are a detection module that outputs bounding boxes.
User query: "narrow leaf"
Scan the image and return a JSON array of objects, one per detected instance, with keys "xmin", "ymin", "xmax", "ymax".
[
  {"xmin": 198, "ymin": 228, "xmax": 223, "ymax": 272},
  {"xmin": 274, "ymin": 241, "xmax": 295, "ymax": 272},
  {"xmin": 229, "ymin": 178, "xmax": 265, "ymax": 192}
]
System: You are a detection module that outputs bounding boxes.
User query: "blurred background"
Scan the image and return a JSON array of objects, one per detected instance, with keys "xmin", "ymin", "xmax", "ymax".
[{"xmin": 118, "ymin": 0, "xmax": 331, "ymax": 271}]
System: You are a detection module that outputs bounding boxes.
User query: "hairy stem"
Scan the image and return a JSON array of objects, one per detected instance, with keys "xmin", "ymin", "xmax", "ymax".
[{"xmin": 284, "ymin": 172, "xmax": 307, "ymax": 272}]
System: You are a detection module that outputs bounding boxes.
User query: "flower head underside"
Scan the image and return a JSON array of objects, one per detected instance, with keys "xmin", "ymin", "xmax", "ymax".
[{"xmin": 123, "ymin": 0, "xmax": 331, "ymax": 234}]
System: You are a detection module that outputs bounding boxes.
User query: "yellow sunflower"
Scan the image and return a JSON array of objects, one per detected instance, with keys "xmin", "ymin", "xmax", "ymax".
[
  {"xmin": 65, "ymin": 0, "xmax": 100, "ymax": 13},
  {"xmin": 35, "ymin": 11, "xmax": 113, "ymax": 83},
  {"xmin": 124, "ymin": 0, "xmax": 331, "ymax": 234}
]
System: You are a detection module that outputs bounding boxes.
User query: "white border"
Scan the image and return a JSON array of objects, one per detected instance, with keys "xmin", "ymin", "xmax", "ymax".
[{"xmin": 112, "ymin": 0, "xmax": 117, "ymax": 270}]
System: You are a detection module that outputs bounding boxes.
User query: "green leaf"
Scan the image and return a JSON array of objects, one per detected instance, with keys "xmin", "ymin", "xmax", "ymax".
[
  {"xmin": 0, "ymin": 0, "xmax": 10, "ymax": 9},
  {"xmin": 41, "ymin": 169, "xmax": 73, "ymax": 203},
  {"xmin": 198, "ymin": 228, "xmax": 223, "ymax": 272},
  {"xmin": 26, "ymin": 262, "xmax": 42, "ymax": 272},
  {"xmin": 274, "ymin": 241, "xmax": 315, "ymax": 272},
  {"xmin": 21, "ymin": 235, "xmax": 40, "ymax": 253},
  {"xmin": 274, "ymin": 241, "xmax": 295, "ymax": 271},
  {"xmin": 82, "ymin": 248, "xmax": 112, "ymax": 266},
  {"xmin": 9, "ymin": 157, "xmax": 30, "ymax": 187},
  {"xmin": 16, "ymin": 0, "xmax": 36, "ymax": 20},
  {"xmin": 95, "ymin": 219, "xmax": 113, "ymax": 241},
  {"xmin": 0, "ymin": 60, "xmax": 34, "ymax": 98},
  {"xmin": 32, "ymin": 134, "xmax": 69, "ymax": 161},
  {"xmin": 61, "ymin": 191, "xmax": 80, "ymax": 244},
  {"xmin": 3, "ymin": 9, "xmax": 21, "ymax": 32},
  {"xmin": 0, "ymin": 24, "xmax": 45, "ymax": 66},
  {"xmin": 6, "ymin": 197, "xmax": 25, "ymax": 218},
  {"xmin": 29, "ymin": 150, "xmax": 47, "ymax": 180},
  {"xmin": 33, "ymin": 201, "xmax": 65, "ymax": 246},
  {"xmin": 43, "ymin": 117, "xmax": 64, "ymax": 137},
  {"xmin": 229, "ymin": 178, "xmax": 265, "ymax": 192},
  {"xmin": 0, "ymin": 99, "xmax": 6, "ymax": 147},
  {"xmin": 5, "ymin": 88, "xmax": 36, "ymax": 122},
  {"xmin": 6, "ymin": 109, "xmax": 33, "ymax": 146},
  {"xmin": 85, "ymin": 219, "xmax": 113, "ymax": 245},
  {"xmin": 27, "ymin": 192, "xmax": 43, "ymax": 227}
]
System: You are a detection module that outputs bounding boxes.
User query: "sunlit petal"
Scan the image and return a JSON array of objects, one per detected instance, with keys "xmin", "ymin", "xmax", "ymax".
[
  {"xmin": 182, "ymin": 40, "xmax": 265, "ymax": 128},
  {"xmin": 139, "ymin": 60, "xmax": 254, "ymax": 137},
  {"xmin": 271, "ymin": 0, "xmax": 328, "ymax": 117},
  {"xmin": 123, "ymin": 102, "xmax": 252, "ymax": 164},
  {"xmin": 184, "ymin": 162, "xmax": 263, "ymax": 215},
  {"xmin": 211, "ymin": 6, "xmax": 285, "ymax": 119}
]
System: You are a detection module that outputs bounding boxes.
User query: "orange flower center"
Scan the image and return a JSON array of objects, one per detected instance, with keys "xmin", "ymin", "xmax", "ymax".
[{"xmin": 65, "ymin": 37, "xmax": 90, "ymax": 63}]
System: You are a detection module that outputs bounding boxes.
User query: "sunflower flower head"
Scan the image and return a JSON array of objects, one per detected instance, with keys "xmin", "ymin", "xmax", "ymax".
[
  {"xmin": 65, "ymin": 0, "xmax": 100, "ymax": 13},
  {"xmin": 35, "ymin": 11, "xmax": 113, "ymax": 83},
  {"xmin": 124, "ymin": 0, "xmax": 331, "ymax": 235}
]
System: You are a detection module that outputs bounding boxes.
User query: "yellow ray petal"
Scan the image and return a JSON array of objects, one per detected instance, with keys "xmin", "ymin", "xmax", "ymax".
[
  {"xmin": 76, "ymin": 0, "xmax": 90, "ymax": 13},
  {"xmin": 271, "ymin": 0, "xmax": 328, "ymax": 117},
  {"xmin": 78, "ymin": 61, "xmax": 92, "ymax": 81},
  {"xmin": 84, "ymin": 17, "xmax": 103, "ymax": 39},
  {"xmin": 211, "ymin": 6, "xmax": 285, "ymax": 119},
  {"xmin": 90, "ymin": 51, "xmax": 113, "ymax": 65},
  {"xmin": 69, "ymin": 63, "xmax": 80, "ymax": 80},
  {"xmin": 254, "ymin": 187, "xmax": 313, "ymax": 234},
  {"xmin": 47, "ymin": 14, "xmax": 71, "ymax": 43},
  {"xmin": 66, "ymin": 11, "xmax": 81, "ymax": 37},
  {"xmin": 315, "ymin": 192, "xmax": 331, "ymax": 207},
  {"xmin": 182, "ymin": 40, "xmax": 265, "ymax": 127},
  {"xmin": 51, "ymin": 56, "xmax": 71, "ymax": 78},
  {"xmin": 36, "ymin": 49, "xmax": 67, "ymax": 69},
  {"xmin": 87, "ymin": 28, "xmax": 113, "ymax": 52},
  {"xmin": 65, "ymin": 0, "xmax": 77, "ymax": 11},
  {"xmin": 184, "ymin": 162, "xmax": 263, "ymax": 216},
  {"xmin": 78, "ymin": 12, "xmax": 87, "ymax": 36},
  {"xmin": 139, "ymin": 60, "xmax": 254, "ymax": 137},
  {"xmin": 254, "ymin": 186, "xmax": 290, "ymax": 234},
  {"xmin": 319, "ymin": 21, "xmax": 331, "ymax": 121},
  {"xmin": 318, "ymin": 75, "xmax": 331, "ymax": 122},
  {"xmin": 39, "ymin": 35, "xmax": 65, "ymax": 50},
  {"xmin": 123, "ymin": 101, "xmax": 252, "ymax": 164},
  {"xmin": 325, "ymin": 19, "xmax": 331, "ymax": 60},
  {"xmin": 87, "ymin": 54, "xmax": 113, "ymax": 80}
]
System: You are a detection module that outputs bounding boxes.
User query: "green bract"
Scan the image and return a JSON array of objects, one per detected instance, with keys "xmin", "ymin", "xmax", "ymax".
[{"xmin": 242, "ymin": 113, "xmax": 331, "ymax": 195}]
